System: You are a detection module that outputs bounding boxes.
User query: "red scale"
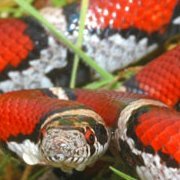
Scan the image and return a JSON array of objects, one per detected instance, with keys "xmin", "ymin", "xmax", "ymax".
[
  {"xmin": 89, "ymin": 0, "xmax": 177, "ymax": 33},
  {"xmin": 0, "ymin": 19, "xmax": 34, "ymax": 71},
  {"xmin": 0, "ymin": 90, "xmax": 88, "ymax": 141},
  {"xmin": 134, "ymin": 46, "xmax": 180, "ymax": 107},
  {"xmin": 135, "ymin": 108, "xmax": 180, "ymax": 163}
]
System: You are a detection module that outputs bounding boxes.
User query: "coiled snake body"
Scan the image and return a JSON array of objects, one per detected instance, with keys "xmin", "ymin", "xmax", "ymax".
[
  {"xmin": 0, "ymin": 0, "xmax": 179, "ymax": 90},
  {"xmin": 0, "ymin": 0, "xmax": 179, "ymax": 179}
]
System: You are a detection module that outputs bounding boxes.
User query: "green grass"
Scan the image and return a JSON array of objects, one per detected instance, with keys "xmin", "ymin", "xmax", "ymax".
[
  {"xmin": 0, "ymin": 0, "xmax": 34, "ymax": 17},
  {"xmin": 52, "ymin": 0, "xmax": 68, "ymax": 7},
  {"xmin": 109, "ymin": 166, "xmax": 137, "ymax": 180},
  {"xmin": 70, "ymin": 0, "xmax": 89, "ymax": 88}
]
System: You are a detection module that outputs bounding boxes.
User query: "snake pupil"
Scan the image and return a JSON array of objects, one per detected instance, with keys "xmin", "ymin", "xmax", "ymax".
[{"xmin": 89, "ymin": 134, "xmax": 95, "ymax": 142}]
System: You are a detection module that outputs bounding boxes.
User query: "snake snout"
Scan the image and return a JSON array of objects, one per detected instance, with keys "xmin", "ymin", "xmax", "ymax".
[{"xmin": 39, "ymin": 126, "xmax": 89, "ymax": 171}]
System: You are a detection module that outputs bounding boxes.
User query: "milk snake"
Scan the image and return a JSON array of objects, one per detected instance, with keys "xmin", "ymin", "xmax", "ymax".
[{"xmin": 0, "ymin": 0, "xmax": 179, "ymax": 179}]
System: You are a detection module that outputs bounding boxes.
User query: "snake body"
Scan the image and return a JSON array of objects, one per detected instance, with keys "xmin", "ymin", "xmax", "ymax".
[
  {"xmin": 0, "ymin": 0, "xmax": 179, "ymax": 90},
  {"xmin": 123, "ymin": 45, "xmax": 180, "ymax": 110},
  {"xmin": 0, "ymin": 0, "xmax": 180, "ymax": 179},
  {"xmin": 0, "ymin": 46, "xmax": 179, "ymax": 179}
]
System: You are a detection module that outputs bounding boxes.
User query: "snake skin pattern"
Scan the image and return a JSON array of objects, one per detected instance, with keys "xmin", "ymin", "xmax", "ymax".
[
  {"xmin": 0, "ymin": 46, "xmax": 179, "ymax": 179},
  {"xmin": 0, "ymin": 0, "xmax": 179, "ymax": 179},
  {"xmin": 0, "ymin": 86, "xmax": 179, "ymax": 179},
  {"xmin": 0, "ymin": 0, "xmax": 179, "ymax": 91},
  {"xmin": 123, "ymin": 45, "xmax": 180, "ymax": 110}
]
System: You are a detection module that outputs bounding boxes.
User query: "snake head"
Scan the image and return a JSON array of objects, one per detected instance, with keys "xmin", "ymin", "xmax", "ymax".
[{"xmin": 39, "ymin": 109, "xmax": 111, "ymax": 172}]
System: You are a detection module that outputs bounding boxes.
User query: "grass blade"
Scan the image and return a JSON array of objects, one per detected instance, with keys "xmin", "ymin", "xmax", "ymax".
[
  {"xmin": 109, "ymin": 166, "xmax": 137, "ymax": 180},
  {"xmin": 70, "ymin": 0, "xmax": 89, "ymax": 88},
  {"xmin": 15, "ymin": 0, "xmax": 114, "ymax": 81}
]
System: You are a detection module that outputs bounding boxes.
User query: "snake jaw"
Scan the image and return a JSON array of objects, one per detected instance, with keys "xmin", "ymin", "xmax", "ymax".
[{"xmin": 39, "ymin": 113, "xmax": 111, "ymax": 172}]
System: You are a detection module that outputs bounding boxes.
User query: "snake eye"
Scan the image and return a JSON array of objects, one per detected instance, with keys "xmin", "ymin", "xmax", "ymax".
[{"xmin": 85, "ymin": 127, "xmax": 95, "ymax": 145}]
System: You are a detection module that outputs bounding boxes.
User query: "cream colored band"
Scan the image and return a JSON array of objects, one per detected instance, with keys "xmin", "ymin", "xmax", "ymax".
[
  {"xmin": 117, "ymin": 99, "xmax": 167, "ymax": 136},
  {"xmin": 41, "ymin": 108, "xmax": 104, "ymax": 129},
  {"xmin": 49, "ymin": 87, "xmax": 69, "ymax": 100}
]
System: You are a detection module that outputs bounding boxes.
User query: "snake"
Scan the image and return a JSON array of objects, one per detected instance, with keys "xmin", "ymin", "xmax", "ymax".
[
  {"xmin": 0, "ymin": 0, "xmax": 180, "ymax": 179},
  {"xmin": 0, "ymin": 0, "xmax": 179, "ymax": 90}
]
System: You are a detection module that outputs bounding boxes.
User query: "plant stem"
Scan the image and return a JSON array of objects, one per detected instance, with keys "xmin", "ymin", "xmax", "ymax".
[
  {"xmin": 70, "ymin": 0, "xmax": 89, "ymax": 88},
  {"xmin": 109, "ymin": 166, "xmax": 137, "ymax": 180},
  {"xmin": 15, "ymin": 0, "xmax": 114, "ymax": 81}
]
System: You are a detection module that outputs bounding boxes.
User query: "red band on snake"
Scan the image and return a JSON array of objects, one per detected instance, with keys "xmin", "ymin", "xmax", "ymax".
[{"xmin": 124, "ymin": 45, "xmax": 180, "ymax": 109}]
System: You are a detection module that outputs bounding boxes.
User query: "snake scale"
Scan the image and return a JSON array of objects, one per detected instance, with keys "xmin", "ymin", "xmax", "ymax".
[{"xmin": 0, "ymin": 0, "xmax": 179, "ymax": 179}]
